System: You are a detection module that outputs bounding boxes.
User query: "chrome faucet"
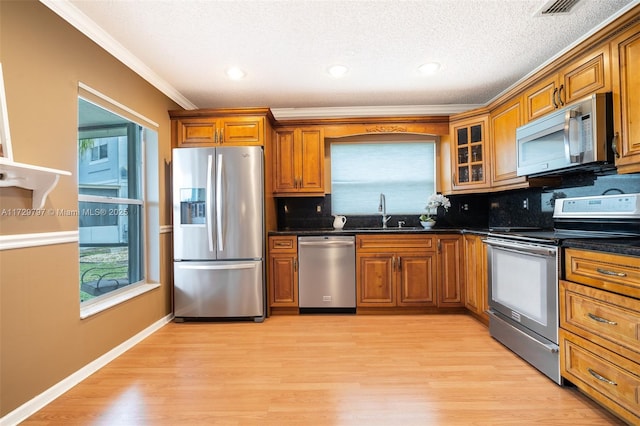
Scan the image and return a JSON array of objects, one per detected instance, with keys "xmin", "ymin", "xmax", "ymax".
[{"xmin": 378, "ymin": 193, "xmax": 392, "ymax": 228}]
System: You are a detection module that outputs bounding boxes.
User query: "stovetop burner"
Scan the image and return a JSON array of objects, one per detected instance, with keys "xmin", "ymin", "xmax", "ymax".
[{"xmin": 487, "ymin": 228, "xmax": 639, "ymax": 246}]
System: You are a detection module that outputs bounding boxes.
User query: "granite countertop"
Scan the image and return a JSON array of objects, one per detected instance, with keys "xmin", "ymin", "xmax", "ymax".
[
  {"xmin": 269, "ymin": 228, "xmax": 639, "ymax": 257},
  {"xmin": 269, "ymin": 227, "xmax": 490, "ymax": 236},
  {"xmin": 562, "ymin": 238, "xmax": 640, "ymax": 257}
]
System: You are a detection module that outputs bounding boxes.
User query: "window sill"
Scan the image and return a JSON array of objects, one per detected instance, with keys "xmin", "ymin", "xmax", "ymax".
[{"xmin": 80, "ymin": 283, "xmax": 161, "ymax": 319}]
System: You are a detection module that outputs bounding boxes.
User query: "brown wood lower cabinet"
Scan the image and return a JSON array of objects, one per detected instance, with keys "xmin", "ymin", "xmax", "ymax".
[
  {"xmin": 436, "ymin": 235, "xmax": 465, "ymax": 307},
  {"xmin": 560, "ymin": 248, "xmax": 640, "ymax": 425},
  {"xmin": 356, "ymin": 235, "xmax": 436, "ymax": 308},
  {"xmin": 268, "ymin": 236, "xmax": 298, "ymax": 309},
  {"xmin": 356, "ymin": 234, "xmax": 465, "ymax": 310},
  {"xmin": 463, "ymin": 234, "xmax": 489, "ymax": 323},
  {"xmin": 268, "ymin": 233, "xmax": 467, "ymax": 314}
]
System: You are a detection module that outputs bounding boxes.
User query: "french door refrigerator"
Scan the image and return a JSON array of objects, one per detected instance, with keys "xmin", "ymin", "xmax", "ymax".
[{"xmin": 172, "ymin": 146, "xmax": 265, "ymax": 322}]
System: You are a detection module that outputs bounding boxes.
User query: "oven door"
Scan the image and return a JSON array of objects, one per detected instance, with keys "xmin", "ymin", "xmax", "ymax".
[{"xmin": 486, "ymin": 237, "xmax": 559, "ymax": 344}]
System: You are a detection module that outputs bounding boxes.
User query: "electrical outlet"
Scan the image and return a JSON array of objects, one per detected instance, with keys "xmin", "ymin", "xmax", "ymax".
[
  {"xmin": 523, "ymin": 198, "xmax": 529, "ymax": 210},
  {"xmin": 316, "ymin": 205, "xmax": 322, "ymax": 213}
]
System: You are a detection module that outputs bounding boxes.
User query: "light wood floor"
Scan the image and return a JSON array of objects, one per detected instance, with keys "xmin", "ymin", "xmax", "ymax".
[{"xmin": 24, "ymin": 315, "xmax": 624, "ymax": 425}]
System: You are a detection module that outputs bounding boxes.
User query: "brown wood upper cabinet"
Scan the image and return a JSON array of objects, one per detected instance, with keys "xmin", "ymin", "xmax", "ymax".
[
  {"xmin": 273, "ymin": 127, "xmax": 324, "ymax": 196},
  {"xmin": 611, "ymin": 21, "xmax": 640, "ymax": 174},
  {"xmin": 449, "ymin": 114, "xmax": 490, "ymax": 191},
  {"xmin": 524, "ymin": 46, "xmax": 610, "ymax": 122},
  {"xmin": 173, "ymin": 115, "xmax": 266, "ymax": 147},
  {"xmin": 489, "ymin": 98, "xmax": 527, "ymax": 189}
]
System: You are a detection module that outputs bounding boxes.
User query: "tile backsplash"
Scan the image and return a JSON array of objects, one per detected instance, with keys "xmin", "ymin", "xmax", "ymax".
[
  {"xmin": 275, "ymin": 172, "xmax": 640, "ymax": 230},
  {"xmin": 487, "ymin": 172, "xmax": 640, "ymax": 229}
]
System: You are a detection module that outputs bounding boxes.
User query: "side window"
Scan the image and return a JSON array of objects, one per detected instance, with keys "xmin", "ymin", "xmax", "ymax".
[{"xmin": 78, "ymin": 98, "xmax": 147, "ymax": 304}]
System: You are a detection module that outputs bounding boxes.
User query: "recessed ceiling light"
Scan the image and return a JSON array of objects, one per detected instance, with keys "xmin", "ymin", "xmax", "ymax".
[
  {"xmin": 327, "ymin": 64, "xmax": 349, "ymax": 78},
  {"xmin": 226, "ymin": 67, "xmax": 246, "ymax": 80},
  {"xmin": 418, "ymin": 62, "xmax": 441, "ymax": 75}
]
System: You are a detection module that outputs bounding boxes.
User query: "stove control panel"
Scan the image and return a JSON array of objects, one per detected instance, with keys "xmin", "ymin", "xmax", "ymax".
[{"xmin": 554, "ymin": 193, "xmax": 640, "ymax": 219}]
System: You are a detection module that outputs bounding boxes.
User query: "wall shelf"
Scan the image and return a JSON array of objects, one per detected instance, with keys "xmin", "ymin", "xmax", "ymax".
[{"xmin": 0, "ymin": 157, "xmax": 71, "ymax": 209}]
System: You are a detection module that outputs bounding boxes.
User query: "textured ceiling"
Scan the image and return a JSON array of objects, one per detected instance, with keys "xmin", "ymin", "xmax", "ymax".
[{"xmin": 48, "ymin": 0, "xmax": 637, "ymax": 117}]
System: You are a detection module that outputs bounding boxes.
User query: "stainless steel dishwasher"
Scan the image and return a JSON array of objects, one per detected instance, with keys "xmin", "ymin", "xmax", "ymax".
[{"xmin": 297, "ymin": 235, "xmax": 356, "ymax": 313}]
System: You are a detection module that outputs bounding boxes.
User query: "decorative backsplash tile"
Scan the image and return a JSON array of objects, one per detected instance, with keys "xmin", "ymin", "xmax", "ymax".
[{"xmin": 276, "ymin": 172, "xmax": 640, "ymax": 231}]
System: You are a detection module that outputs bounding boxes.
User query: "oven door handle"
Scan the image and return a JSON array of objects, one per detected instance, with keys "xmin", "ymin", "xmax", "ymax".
[{"xmin": 486, "ymin": 239, "xmax": 556, "ymax": 257}]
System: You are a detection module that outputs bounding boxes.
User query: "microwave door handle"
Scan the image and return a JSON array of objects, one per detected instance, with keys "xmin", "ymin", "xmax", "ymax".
[{"xmin": 564, "ymin": 109, "xmax": 581, "ymax": 163}]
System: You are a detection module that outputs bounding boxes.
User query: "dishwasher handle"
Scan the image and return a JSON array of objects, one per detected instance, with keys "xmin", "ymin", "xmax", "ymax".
[{"xmin": 298, "ymin": 240, "xmax": 355, "ymax": 248}]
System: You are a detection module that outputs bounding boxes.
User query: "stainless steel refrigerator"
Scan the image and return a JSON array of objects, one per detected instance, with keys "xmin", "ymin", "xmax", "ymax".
[{"xmin": 172, "ymin": 146, "xmax": 265, "ymax": 321}]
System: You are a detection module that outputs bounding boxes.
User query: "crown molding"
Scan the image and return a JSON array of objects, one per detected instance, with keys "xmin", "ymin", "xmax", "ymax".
[
  {"xmin": 271, "ymin": 104, "xmax": 483, "ymax": 121},
  {"xmin": 40, "ymin": 0, "xmax": 197, "ymax": 110}
]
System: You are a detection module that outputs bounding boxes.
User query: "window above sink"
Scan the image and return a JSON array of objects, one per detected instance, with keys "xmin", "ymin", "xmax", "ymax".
[{"xmin": 330, "ymin": 140, "xmax": 436, "ymax": 215}]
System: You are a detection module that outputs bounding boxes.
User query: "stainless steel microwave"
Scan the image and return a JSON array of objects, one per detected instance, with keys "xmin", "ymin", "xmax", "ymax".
[{"xmin": 516, "ymin": 92, "xmax": 613, "ymax": 177}]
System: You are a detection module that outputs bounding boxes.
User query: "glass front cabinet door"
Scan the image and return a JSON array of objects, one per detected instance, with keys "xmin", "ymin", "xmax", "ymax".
[{"xmin": 450, "ymin": 114, "xmax": 490, "ymax": 190}]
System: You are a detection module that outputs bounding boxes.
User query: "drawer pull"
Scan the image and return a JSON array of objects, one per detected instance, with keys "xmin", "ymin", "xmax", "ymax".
[
  {"xmin": 587, "ymin": 313, "xmax": 618, "ymax": 326},
  {"xmin": 588, "ymin": 368, "xmax": 617, "ymax": 386},
  {"xmin": 596, "ymin": 267, "xmax": 626, "ymax": 277}
]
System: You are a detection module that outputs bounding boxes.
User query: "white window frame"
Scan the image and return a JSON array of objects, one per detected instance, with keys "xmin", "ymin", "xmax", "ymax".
[{"xmin": 78, "ymin": 85, "xmax": 160, "ymax": 319}]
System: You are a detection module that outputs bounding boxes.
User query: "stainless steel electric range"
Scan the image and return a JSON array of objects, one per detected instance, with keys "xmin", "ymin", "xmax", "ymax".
[{"xmin": 485, "ymin": 193, "xmax": 640, "ymax": 384}]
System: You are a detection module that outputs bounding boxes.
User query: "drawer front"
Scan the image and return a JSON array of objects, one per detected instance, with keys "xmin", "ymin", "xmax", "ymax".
[
  {"xmin": 560, "ymin": 331, "xmax": 640, "ymax": 420},
  {"xmin": 356, "ymin": 235, "xmax": 435, "ymax": 252},
  {"xmin": 561, "ymin": 280, "xmax": 640, "ymax": 354},
  {"xmin": 269, "ymin": 236, "xmax": 297, "ymax": 253},
  {"xmin": 565, "ymin": 248, "xmax": 640, "ymax": 298}
]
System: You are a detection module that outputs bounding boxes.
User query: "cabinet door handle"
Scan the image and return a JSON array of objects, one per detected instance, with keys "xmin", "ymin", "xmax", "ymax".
[
  {"xmin": 611, "ymin": 132, "xmax": 620, "ymax": 158},
  {"xmin": 220, "ymin": 128, "xmax": 224, "ymax": 144},
  {"xmin": 398, "ymin": 257, "xmax": 402, "ymax": 271},
  {"xmin": 557, "ymin": 84, "xmax": 565, "ymax": 106},
  {"xmin": 392, "ymin": 256, "xmax": 396, "ymax": 271},
  {"xmin": 587, "ymin": 313, "xmax": 617, "ymax": 325},
  {"xmin": 552, "ymin": 88, "xmax": 559, "ymax": 108},
  {"xmin": 596, "ymin": 267, "xmax": 626, "ymax": 277},
  {"xmin": 294, "ymin": 258, "xmax": 298, "ymax": 272},
  {"xmin": 588, "ymin": 368, "xmax": 617, "ymax": 386}
]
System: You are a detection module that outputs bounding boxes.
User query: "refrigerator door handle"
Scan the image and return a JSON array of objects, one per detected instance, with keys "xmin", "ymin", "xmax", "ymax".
[
  {"xmin": 206, "ymin": 154, "xmax": 214, "ymax": 253},
  {"xmin": 176, "ymin": 263, "xmax": 257, "ymax": 271},
  {"xmin": 216, "ymin": 153, "xmax": 224, "ymax": 252}
]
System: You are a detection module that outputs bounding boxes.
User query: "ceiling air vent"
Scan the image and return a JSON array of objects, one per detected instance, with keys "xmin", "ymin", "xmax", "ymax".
[{"xmin": 537, "ymin": 0, "xmax": 581, "ymax": 16}]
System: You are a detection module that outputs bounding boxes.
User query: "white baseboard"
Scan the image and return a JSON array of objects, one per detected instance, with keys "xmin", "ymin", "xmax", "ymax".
[{"xmin": 0, "ymin": 313, "xmax": 174, "ymax": 426}]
